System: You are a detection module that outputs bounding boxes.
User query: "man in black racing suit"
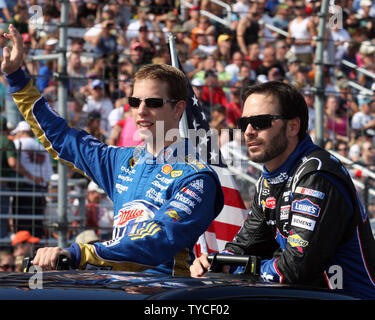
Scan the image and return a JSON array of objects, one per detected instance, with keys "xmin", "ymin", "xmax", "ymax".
[{"xmin": 191, "ymin": 81, "xmax": 375, "ymax": 299}]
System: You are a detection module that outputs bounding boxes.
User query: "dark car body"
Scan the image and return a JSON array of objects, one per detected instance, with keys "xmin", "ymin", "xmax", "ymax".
[{"xmin": 0, "ymin": 270, "xmax": 357, "ymax": 300}]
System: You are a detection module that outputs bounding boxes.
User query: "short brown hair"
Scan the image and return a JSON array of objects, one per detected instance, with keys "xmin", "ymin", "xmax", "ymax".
[{"xmin": 134, "ymin": 64, "xmax": 189, "ymax": 103}]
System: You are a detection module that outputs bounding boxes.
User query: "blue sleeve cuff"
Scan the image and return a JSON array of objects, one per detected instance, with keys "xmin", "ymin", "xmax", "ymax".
[
  {"xmin": 65, "ymin": 243, "xmax": 81, "ymax": 269},
  {"xmin": 5, "ymin": 67, "xmax": 31, "ymax": 93}
]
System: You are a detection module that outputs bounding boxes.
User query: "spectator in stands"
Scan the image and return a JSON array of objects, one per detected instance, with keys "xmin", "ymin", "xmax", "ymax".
[
  {"xmin": 236, "ymin": 2, "xmax": 261, "ymax": 56},
  {"xmin": 355, "ymin": 140, "xmax": 375, "ymax": 172},
  {"xmin": 225, "ymin": 83, "xmax": 242, "ymax": 128},
  {"xmin": 74, "ymin": 182, "xmax": 113, "ymax": 241},
  {"xmin": 149, "ymin": 0, "xmax": 174, "ymax": 23},
  {"xmin": 92, "ymin": 19, "xmax": 118, "ymax": 57},
  {"xmin": 351, "ymin": 100, "xmax": 375, "ymax": 137},
  {"xmin": 106, "ymin": 0, "xmax": 132, "ymax": 32},
  {"xmin": 331, "ymin": 19, "xmax": 352, "ymax": 65},
  {"xmin": 1, "ymin": 116, "xmax": 38, "ymax": 239},
  {"xmin": 0, "ymin": 250, "xmax": 14, "ymax": 271},
  {"xmin": 10, "ymin": 3, "xmax": 29, "ymax": 35},
  {"xmin": 0, "ymin": 0, "xmax": 17, "ymax": 22},
  {"xmin": 67, "ymin": 92, "xmax": 87, "ymax": 129},
  {"xmin": 126, "ymin": 6, "xmax": 159, "ymax": 45},
  {"xmin": 12, "ymin": 230, "xmax": 40, "ymax": 271},
  {"xmin": 271, "ymin": 3, "xmax": 291, "ymax": 34},
  {"xmin": 325, "ymin": 95, "xmax": 349, "ymax": 142},
  {"xmin": 213, "ymin": 34, "xmax": 233, "ymax": 69},
  {"xmin": 67, "ymin": 52, "xmax": 88, "ymax": 96},
  {"xmin": 246, "ymin": 42, "xmax": 262, "ymax": 72},
  {"xmin": 107, "ymin": 103, "xmax": 142, "ymax": 147},
  {"xmin": 190, "ymin": 15, "xmax": 216, "ymax": 52},
  {"xmin": 172, "ymin": 24, "xmax": 191, "ymax": 62},
  {"xmin": 285, "ymin": 55, "xmax": 301, "ymax": 85},
  {"xmin": 11, "ymin": 121, "xmax": 54, "ymax": 238},
  {"xmin": 255, "ymin": 45, "xmax": 286, "ymax": 80},
  {"xmin": 275, "ymin": 39, "xmax": 290, "ymax": 71},
  {"xmin": 339, "ymin": 40, "xmax": 360, "ymax": 78},
  {"xmin": 160, "ymin": 11, "xmax": 180, "ymax": 41},
  {"xmin": 335, "ymin": 140, "xmax": 350, "ymax": 159},
  {"xmin": 29, "ymin": 3, "xmax": 59, "ymax": 41},
  {"xmin": 83, "ymin": 79, "xmax": 114, "ymax": 137},
  {"xmin": 76, "ymin": 0, "xmax": 100, "ymax": 28},
  {"xmin": 287, "ymin": 0, "xmax": 316, "ymax": 66},
  {"xmin": 183, "ymin": 4, "xmax": 200, "ymax": 35},
  {"xmin": 301, "ymin": 87, "xmax": 315, "ymax": 133},
  {"xmin": 201, "ymin": 70, "xmax": 227, "ymax": 110},
  {"xmin": 232, "ymin": 0, "xmax": 250, "ymax": 20},
  {"xmin": 224, "ymin": 50, "xmax": 244, "ymax": 80},
  {"xmin": 209, "ymin": 104, "xmax": 228, "ymax": 137},
  {"xmin": 126, "ymin": 41, "xmax": 148, "ymax": 73},
  {"xmin": 135, "ymin": 25, "xmax": 157, "ymax": 64},
  {"xmin": 36, "ymin": 60, "xmax": 54, "ymax": 93},
  {"xmin": 84, "ymin": 111, "xmax": 107, "ymax": 143},
  {"xmin": 184, "ymin": 49, "xmax": 205, "ymax": 79}
]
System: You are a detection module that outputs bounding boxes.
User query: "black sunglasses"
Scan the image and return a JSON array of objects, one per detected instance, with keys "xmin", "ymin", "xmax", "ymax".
[
  {"xmin": 237, "ymin": 114, "xmax": 291, "ymax": 132},
  {"xmin": 128, "ymin": 97, "xmax": 178, "ymax": 109}
]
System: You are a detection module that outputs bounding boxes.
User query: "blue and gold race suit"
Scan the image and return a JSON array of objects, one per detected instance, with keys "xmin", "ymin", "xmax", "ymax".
[
  {"xmin": 7, "ymin": 68, "xmax": 224, "ymax": 275},
  {"xmin": 225, "ymin": 135, "xmax": 375, "ymax": 299}
]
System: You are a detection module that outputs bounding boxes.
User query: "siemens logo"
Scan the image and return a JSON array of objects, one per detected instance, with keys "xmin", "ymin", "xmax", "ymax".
[{"xmin": 291, "ymin": 198, "xmax": 321, "ymax": 217}]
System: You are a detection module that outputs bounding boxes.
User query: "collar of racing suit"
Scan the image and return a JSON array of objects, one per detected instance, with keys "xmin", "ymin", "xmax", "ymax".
[{"xmin": 262, "ymin": 135, "xmax": 319, "ymax": 185}]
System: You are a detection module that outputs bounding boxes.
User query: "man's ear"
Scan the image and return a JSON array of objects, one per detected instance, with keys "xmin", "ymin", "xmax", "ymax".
[
  {"xmin": 173, "ymin": 100, "xmax": 186, "ymax": 121},
  {"xmin": 287, "ymin": 117, "xmax": 300, "ymax": 138}
]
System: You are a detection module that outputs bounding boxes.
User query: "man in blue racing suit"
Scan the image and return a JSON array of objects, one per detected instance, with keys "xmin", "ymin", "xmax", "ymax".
[
  {"xmin": 191, "ymin": 81, "xmax": 375, "ymax": 299},
  {"xmin": 2, "ymin": 25, "xmax": 224, "ymax": 276}
]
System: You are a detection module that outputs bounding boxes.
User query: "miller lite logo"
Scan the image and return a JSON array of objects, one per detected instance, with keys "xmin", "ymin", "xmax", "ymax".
[{"xmin": 117, "ymin": 208, "xmax": 144, "ymax": 226}]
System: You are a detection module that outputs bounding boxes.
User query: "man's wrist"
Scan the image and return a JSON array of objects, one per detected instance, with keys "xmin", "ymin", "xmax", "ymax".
[{"xmin": 6, "ymin": 67, "xmax": 30, "ymax": 93}]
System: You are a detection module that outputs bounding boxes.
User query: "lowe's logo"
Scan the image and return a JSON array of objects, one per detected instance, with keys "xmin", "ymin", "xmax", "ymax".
[{"xmin": 291, "ymin": 198, "xmax": 321, "ymax": 217}]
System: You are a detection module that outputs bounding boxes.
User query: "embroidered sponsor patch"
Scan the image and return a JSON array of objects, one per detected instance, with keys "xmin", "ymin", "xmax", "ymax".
[
  {"xmin": 291, "ymin": 215, "xmax": 316, "ymax": 231},
  {"xmin": 280, "ymin": 205, "xmax": 290, "ymax": 220},
  {"xmin": 287, "ymin": 233, "xmax": 309, "ymax": 248},
  {"xmin": 171, "ymin": 170, "xmax": 183, "ymax": 178},
  {"xmin": 265, "ymin": 197, "xmax": 276, "ymax": 209},
  {"xmin": 291, "ymin": 198, "xmax": 321, "ymax": 217},
  {"xmin": 161, "ymin": 164, "xmax": 172, "ymax": 174},
  {"xmin": 295, "ymin": 186, "xmax": 325, "ymax": 200},
  {"xmin": 180, "ymin": 187, "xmax": 202, "ymax": 203},
  {"xmin": 165, "ymin": 210, "xmax": 182, "ymax": 221}
]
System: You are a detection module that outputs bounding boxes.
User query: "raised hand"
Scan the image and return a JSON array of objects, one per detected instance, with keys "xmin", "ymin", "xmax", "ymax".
[{"xmin": 1, "ymin": 24, "xmax": 25, "ymax": 75}]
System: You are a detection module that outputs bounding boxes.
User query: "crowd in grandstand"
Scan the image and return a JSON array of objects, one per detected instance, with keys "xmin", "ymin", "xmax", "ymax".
[{"xmin": 1, "ymin": 0, "xmax": 375, "ymax": 250}]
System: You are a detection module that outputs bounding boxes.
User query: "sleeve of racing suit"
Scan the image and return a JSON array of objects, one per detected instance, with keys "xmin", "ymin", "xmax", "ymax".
[
  {"xmin": 67, "ymin": 172, "xmax": 220, "ymax": 271},
  {"xmin": 224, "ymin": 194, "xmax": 280, "ymax": 259},
  {"xmin": 6, "ymin": 68, "xmax": 120, "ymax": 199},
  {"xmin": 260, "ymin": 172, "xmax": 354, "ymax": 285}
]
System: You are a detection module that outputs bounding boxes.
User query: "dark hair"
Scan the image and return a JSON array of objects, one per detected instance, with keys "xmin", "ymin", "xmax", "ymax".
[{"xmin": 242, "ymin": 81, "xmax": 308, "ymax": 141}]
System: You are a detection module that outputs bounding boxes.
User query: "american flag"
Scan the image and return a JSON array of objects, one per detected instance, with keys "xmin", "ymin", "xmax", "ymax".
[{"xmin": 173, "ymin": 56, "xmax": 248, "ymax": 255}]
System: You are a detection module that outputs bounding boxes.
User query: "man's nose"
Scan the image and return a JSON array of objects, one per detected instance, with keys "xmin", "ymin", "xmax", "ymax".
[
  {"xmin": 244, "ymin": 123, "xmax": 258, "ymax": 137},
  {"xmin": 137, "ymin": 100, "xmax": 149, "ymax": 115}
]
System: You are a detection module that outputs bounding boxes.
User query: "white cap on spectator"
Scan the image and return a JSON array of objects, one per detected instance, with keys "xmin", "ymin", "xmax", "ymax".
[
  {"xmin": 45, "ymin": 38, "xmax": 58, "ymax": 46},
  {"xmin": 360, "ymin": 0, "xmax": 372, "ymax": 6},
  {"xmin": 87, "ymin": 181, "xmax": 105, "ymax": 194},
  {"xmin": 192, "ymin": 78, "xmax": 204, "ymax": 87},
  {"xmin": 10, "ymin": 121, "xmax": 31, "ymax": 135},
  {"xmin": 75, "ymin": 230, "xmax": 100, "ymax": 244}
]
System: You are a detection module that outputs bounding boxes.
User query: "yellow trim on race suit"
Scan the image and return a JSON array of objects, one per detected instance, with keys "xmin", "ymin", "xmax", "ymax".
[{"xmin": 11, "ymin": 79, "xmax": 87, "ymax": 177}]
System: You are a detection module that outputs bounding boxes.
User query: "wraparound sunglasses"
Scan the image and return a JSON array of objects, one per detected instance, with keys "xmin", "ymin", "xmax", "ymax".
[
  {"xmin": 128, "ymin": 97, "xmax": 178, "ymax": 108},
  {"xmin": 237, "ymin": 114, "xmax": 292, "ymax": 132}
]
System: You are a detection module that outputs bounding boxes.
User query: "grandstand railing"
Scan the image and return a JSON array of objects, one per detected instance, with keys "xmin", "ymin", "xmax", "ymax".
[{"xmin": 181, "ymin": 0, "xmax": 231, "ymax": 28}]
